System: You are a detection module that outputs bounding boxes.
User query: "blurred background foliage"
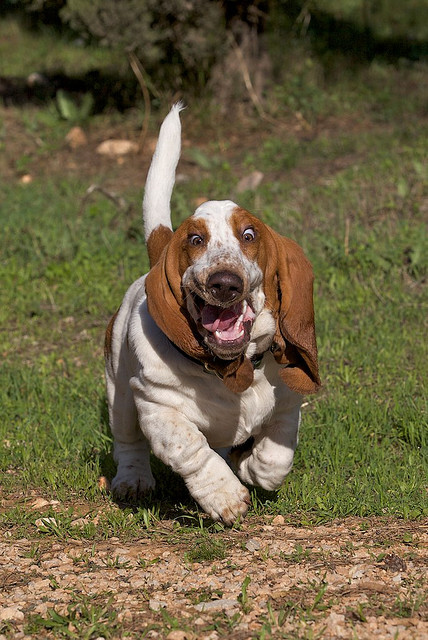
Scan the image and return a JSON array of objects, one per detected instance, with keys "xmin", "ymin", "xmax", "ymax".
[{"xmin": 0, "ymin": 0, "xmax": 426, "ymax": 105}]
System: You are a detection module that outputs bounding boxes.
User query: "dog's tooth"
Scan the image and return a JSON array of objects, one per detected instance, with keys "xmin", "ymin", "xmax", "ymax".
[{"xmin": 238, "ymin": 302, "xmax": 246, "ymax": 323}]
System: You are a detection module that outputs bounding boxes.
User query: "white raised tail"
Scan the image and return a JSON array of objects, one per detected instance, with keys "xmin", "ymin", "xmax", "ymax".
[{"xmin": 142, "ymin": 103, "xmax": 185, "ymax": 243}]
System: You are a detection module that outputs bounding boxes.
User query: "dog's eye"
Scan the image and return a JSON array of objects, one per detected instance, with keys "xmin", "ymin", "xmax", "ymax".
[
  {"xmin": 242, "ymin": 227, "xmax": 256, "ymax": 242},
  {"xmin": 189, "ymin": 234, "xmax": 204, "ymax": 246}
]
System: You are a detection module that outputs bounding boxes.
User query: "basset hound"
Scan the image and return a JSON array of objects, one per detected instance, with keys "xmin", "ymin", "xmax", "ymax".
[{"xmin": 105, "ymin": 104, "xmax": 320, "ymax": 525}]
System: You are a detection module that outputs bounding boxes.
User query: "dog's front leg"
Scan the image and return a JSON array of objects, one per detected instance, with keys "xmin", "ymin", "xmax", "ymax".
[
  {"xmin": 233, "ymin": 404, "xmax": 301, "ymax": 491},
  {"xmin": 106, "ymin": 363, "xmax": 156, "ymax": 501},
  {"xmin": 132, "ymin": 390, "xmax": 250, "ymax": 526}
]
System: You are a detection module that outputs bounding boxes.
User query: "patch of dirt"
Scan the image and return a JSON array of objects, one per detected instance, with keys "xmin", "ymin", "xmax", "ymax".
[
  {"xmin": 0, "ymin": 103, "xmax": 383, "ymax": 198},
  {"xmin": 1, "ymin": 515, "xmax": 427, "ymax": 639},
  {"xmin": 1, "ymin": 105, "xmax": 153, "ymax": 191}
]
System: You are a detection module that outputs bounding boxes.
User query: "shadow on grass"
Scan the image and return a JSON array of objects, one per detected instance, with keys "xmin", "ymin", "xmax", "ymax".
[
  {"xmin": 0, "ymin": 69, "xmax": 139, "ymax": 112},
  {"xmin": 96, "ymin": 394, "xmax": 198, "ymax": 520}
]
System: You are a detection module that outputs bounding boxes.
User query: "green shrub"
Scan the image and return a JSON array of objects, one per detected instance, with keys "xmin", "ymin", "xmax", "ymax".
[{"xmin": 60, "ymin": 0, "xmax": 226, "ymax": 89}]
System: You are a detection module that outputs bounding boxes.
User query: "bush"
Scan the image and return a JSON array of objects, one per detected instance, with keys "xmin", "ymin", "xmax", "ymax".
[
  {"xmin": 60, "ymin": 0, "xmax": 226, "ymax": 90},
  {"xmin": 3, "ymin": 0, "xmax": 426, "ymax": 99},
  {"xmin": 309, "ymin": 0, "xmax": 428, "ymax": 41}
]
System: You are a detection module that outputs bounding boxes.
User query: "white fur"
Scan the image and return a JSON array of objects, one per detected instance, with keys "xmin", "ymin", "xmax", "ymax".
[
  {"xmin": 142, "ymin": 102, "xmax": 184, "ymax": 240},
  {"xmin": 106, "ymin": 108, "xmax": 303, "ymax": 525},
  {"xmin": 184, "ymin": 200, "xmax": 263, "ymax": 296}
]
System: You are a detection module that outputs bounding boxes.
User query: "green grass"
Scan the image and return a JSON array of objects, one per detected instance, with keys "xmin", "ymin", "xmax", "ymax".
[
  {"xmin": 0, "ymin": 16, "xmax": 125, "ymax": 78},
  {"xmin": 0, "ymin": 28, "xmax": 427, "ymax": 536},
  {"xmin": 25, "ymin": 594, "xmax": 122, "ymax": 640}
]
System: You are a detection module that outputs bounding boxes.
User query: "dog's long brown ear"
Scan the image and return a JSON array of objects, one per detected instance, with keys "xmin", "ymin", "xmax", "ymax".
[
  {"xmin": 145, "ymin": 241, "xmax": 204, "ymax": 358},
  {"xmin": 146, "ymin": 225, "xmax": 174, "ymax": 268},
  {"xmin": 264, "ymin": 228, "xmax": 321, "ymax": 395}
]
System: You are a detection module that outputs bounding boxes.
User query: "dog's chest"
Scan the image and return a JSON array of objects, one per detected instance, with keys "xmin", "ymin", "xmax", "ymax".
[
  {"xmin": 134, "ymin": 298, "xmax": 280, "ymax": 447},
  {"xmin": 185, "ymin": 367, "xmax": 276, "ymax": 447},
  {"xmin": 142, "ymin": 353, "xmax": 277, "ymax": 448}
]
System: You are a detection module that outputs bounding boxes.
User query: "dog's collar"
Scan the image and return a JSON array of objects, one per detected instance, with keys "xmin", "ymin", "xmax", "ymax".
[
  {"xmin": 167, "ymin": 338, "xmax": 265, "ymax": 377},
  {"xmin": 203, "ymin": 352, "xmax": 265, "ymax": 378}
]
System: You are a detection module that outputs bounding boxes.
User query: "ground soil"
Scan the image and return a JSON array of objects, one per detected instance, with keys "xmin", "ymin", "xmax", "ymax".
[
  {"xmin": 1, "ymin": 103, "xmax": 372, "ymax": 196},
  {"xmin": 1, "ymin": 509, "xmax": 427, "ymax": 639}
]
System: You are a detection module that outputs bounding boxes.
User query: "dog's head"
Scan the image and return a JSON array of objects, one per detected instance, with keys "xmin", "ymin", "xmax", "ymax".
[{"xmin": 145, "ymin": 200, "xmax": 320, "ymax": 394}]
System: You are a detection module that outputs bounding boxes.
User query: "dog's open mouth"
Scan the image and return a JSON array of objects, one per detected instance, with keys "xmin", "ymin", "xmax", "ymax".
[{"xmin": 193, "ymin": 296, "xmax": 256, "ymax": 354}]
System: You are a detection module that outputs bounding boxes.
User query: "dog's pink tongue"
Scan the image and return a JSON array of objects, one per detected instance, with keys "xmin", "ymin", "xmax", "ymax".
[{"xmin": 201, "ymin": 305, "xmax": 238, "ymax": 333}]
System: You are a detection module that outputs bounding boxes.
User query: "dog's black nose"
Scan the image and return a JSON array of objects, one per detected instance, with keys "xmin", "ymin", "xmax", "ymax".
[{"xmin": 207, "ymin": 271, "xmax": 244, "ymax": 303}]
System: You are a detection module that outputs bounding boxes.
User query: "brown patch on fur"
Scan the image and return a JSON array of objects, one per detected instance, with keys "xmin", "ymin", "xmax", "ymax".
[
  {"xmin": 147, "ymin": 225, "xmax": 174, "ymax": 267},
  {"xmin": 104, "ymin": 308, "xmax": 119, "ymax": 361},
  {"xmin": 219, "ymin": 355, "xmax": 255, "ymax": 392},
  {"xmin": 232, "ymin": 206, "xmax": 320, "ymax": 394},
  {"xmin": 145, "ymin": 217, "xmax": 209, "ymax": 354},
  {"xmin": 229, "ymin": 206, "xmax": 265, "ymax": 263},
  {"xmin": 176, "ymin": 218, "xmax": 210, "ymax": 276},
  {"xmin": 262, "ymin": 228, "xmax": 320, "ymax": 394}
]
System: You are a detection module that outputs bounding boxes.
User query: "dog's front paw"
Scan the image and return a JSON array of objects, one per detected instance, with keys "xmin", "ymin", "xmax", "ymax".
[
  {"xmin": 215, "ymin": 484, "xmax": 251, "ymax": 526},
  {"xmin": 111, "ymin": 466, "xmax": 156, "ymax": 502},
  {"xmin": 190, "ymin": 477, "xmax": 250, "ymax": 526},
  {"xmin": 235, "ymin": 448, "xmax": 294, "ymax": 491}
]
